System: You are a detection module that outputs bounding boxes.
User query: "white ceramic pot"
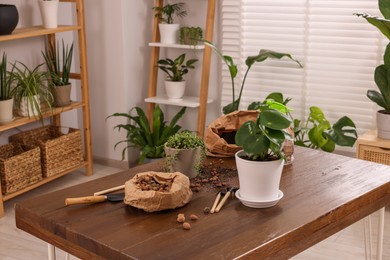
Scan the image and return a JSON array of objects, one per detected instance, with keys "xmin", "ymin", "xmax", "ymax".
[
  {"xmin": 164, "ymin": 146, "xmax": 203, "ymax": 179},
  {"xmin": 159, "ymin": 24, "xmax": 180, "ymax": 44},
  {"xmin": 0, "ymin": 98, "xmax": 14, "ymax": 124},
  {"xmin": 38, "ymin": 0, "xmax": 59, "ymax": 29},
  {"xmin": 235, "ymin": 150, "xmax": 284, "ymax": 202},
  {"xmin": 164, "ymin": 80, "xmax": 186, "ymax": 99},
  {"xmin": 377, "ymin": 110, "xmax": 390, "ymax": 140},
  {"xmin": 18, "ymin": 95, "xmax": 40, "ymax": 117}
]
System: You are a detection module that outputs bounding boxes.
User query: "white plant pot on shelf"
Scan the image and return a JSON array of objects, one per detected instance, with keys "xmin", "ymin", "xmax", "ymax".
[
  {"xmin": 159, "ymin": 24, "xmax": 180, "ymax": 44},
  {"xmin": 164, "ymin": 80, "xmax": 186, "ymax": 100},
  {"xmin": 38, "ymin": 0, "xmax": 59, "ymax": 29},
  {"xmin": 0, "ymin": 98, "xmax": 14, "ymax": 125},
  {"xmin": 235, "ymin": 150, "xmax": 284, "ymax": 204},
  {"xmin": 18, "ymin": 95, "xmax": 40, "ymax": 117},
  {"xmin": 377, "ymin": 110, "xmax": 390, "ymax": 139}
]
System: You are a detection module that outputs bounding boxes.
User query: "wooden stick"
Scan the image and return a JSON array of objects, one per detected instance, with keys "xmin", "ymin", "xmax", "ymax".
[
  {"xmin": 94, "ymin": 185, "xmax": 125, "ymax": 196},
  {"xmin": 65, "ymin": 196, "xmax": 107, "ymax": 206},
  {"xmin": 210, "ymin": 192, "xmax": 222, "ymax": 214},
  {"xmin": 215, "ymin": 188, "xmax": 233, "ymax": 213}
]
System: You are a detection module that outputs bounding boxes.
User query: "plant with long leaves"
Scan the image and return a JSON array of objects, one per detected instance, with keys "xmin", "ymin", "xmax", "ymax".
[
  {"xmin": 355, "ymin": 0, "xmax": 390, "ymax": 113},
  {"xmin": 203, "ymin": 40, "xmax": 303, "ymax": 114},
  {"xmin": 153, "ymin": 2, "xmax": 187, "ymax": 24},
  {"xmin": 108, "ymin": 105, "xmax": 186, "ymax": 164},
  {"xmin": 42, "ymin": 40, "xmax": 74, "ymax": 87},
  {"xmin": 0, "ymin": 52, "xmax": 15, "ymax": 101},
  {"xmin": 11, "ymin": 62, "xmax": 53, "ymax": 119},
  {"xmin": 158, "ymin": 53, "xmax": 198, "ymax": 81}
]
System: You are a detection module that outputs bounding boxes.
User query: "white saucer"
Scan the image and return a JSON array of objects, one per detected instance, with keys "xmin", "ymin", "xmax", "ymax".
[{"xmin": 235, "ymin": 189, "xmax": 284, "ymax": 208}]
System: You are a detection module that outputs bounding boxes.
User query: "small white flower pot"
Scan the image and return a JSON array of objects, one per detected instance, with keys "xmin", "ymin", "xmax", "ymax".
[
  {"xmin": 377, "ymin": 110, "xmax": 390, "ymax": 139},
  {"xmin": 159, "ymin": 24, "xmax": 180, "ymax": 44},
  {"xmin": 38, "ymin": 0, "xmax": 59, "ymax": 29},
  {"xmin": 0, "ymin": 98, "xmax": 14, "ymax": 124},
  {"xmin": 164, "ymin": 80, "xmax": 186, "ymax": 99},
  {"xmin": 235, "ymin": 150, "xmax": 284, "ymax": 202},
  {"xmin": 18, "ymin": 95, "xmax": 40, "ymax": 117}
]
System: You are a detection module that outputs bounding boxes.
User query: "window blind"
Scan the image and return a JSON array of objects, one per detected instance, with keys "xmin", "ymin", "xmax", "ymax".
[{"xmin": 220, "ymin": 0, "xmax": 385, "ymax": 150}]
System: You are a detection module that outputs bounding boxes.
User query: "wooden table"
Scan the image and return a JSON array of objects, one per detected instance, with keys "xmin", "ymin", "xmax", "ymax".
[{"xmin": 15, "ymin": 147, "xmax": 390, "ymax": 259}]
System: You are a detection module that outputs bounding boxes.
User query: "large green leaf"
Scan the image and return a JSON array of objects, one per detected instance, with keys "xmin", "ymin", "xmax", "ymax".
[
  {"xmin": 262, "ymin": 127, "xmax": 286, "ymax": 147},
  {"xmin": 223, "ymin": 99, "xmax": 240, "ymax": 114},
  {"xmin": 380, "ymin": 0, "xmax": 390, "ymax": 19},
  {"xmin": 367, "ymin": 89, "xmax": 387, "ymax": 109},
  {"xmin": 374, "ymin": 64, "xmax": 390, "ymax": 110},
  {"xmin": 323, "ymin": 116, "xmax": 357, "ymax": 147},
  {"xmin": 259, "ymin": 110, "xmax": 291, "ymax": 130},
  {"xmin": 245, "ymin": 49, "xmax": 303, "ymax": 69},
  {"xmin": 354, "ymin": 12, "xmax": 390, "ymax": 40}
]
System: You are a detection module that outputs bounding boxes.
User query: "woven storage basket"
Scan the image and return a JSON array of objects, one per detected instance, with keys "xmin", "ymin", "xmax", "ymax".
[
  {"xmin": 0, "ymin": 143, "xmax": 42, "ymax": 195},
  {"xmin": 9, "ymin": 126, "xmax": 83, "ymax": 177}
]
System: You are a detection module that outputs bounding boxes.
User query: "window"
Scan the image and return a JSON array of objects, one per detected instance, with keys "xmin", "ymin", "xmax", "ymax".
[{"xmin": 220, "ymin": 0, "xmax": 385, "ymax": 150}]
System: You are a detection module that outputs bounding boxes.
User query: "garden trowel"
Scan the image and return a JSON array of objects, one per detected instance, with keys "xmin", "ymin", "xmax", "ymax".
[{"xmin": 65, "ymin": 193, "xmax": 125, "ymax": 206}]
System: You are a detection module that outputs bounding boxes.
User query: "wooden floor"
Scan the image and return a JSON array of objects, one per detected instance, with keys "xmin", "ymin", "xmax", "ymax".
[{"xmin": 0, "ymin": 163, "xmax": 389, "ymax": 260}]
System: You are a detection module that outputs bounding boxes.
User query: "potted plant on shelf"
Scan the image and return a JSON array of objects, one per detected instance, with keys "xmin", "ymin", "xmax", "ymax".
[
  {"xmin": 11, "ymin": 62, "xmax": 53, "ymax": 119},
  {"xmin": 42, "ymin": 40, "xmax": 74, "ymax": 107},
  {"xmin": 234, "ymin": 99, "xmax": 292, "ymax": 208},
  {"xmin": 153, "ymin": 2, "xmax": 187, "ymax": 44},
  {"xmin": 38, "ymin": 0, "xmax": 59, "ymax": 29},
  {"xmin": 108, "ymin": 105, "xmax": 186, "ymax": 164},
  {"xmin": 179, "ymin": 27, "xmax": 203, "ymax": 46},
  {"xmin": 0, "ymin": 53, "xmax": 15, "ymax": 124},
  {"xmin": 164, "ymin": 131, "xmax": 206, "ymax": 179},
  {"xmin": 355, "ymin": 1, "xmax": 390, "ymax": 139},
  {"xmin": 158, "ymin": 53, "xmax": 198, "ymax": 100}
]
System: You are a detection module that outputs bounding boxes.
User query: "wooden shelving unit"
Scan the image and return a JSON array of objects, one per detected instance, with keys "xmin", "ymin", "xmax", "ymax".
[
  {"xmin": 0, "ymin": 0, "xmax": 92, "ymax": 217},
  {"xmin": 146, "ymin": 0, "xmax": 216, "ymax": 137}
]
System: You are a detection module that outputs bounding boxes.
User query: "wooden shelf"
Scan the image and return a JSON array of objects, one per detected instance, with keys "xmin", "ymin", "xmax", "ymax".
[
  {"xmin": 148, "ymin": 42, "xmax": 205, "ymax": 50},
  {"xmin": 0, "ymin": 25, "xmax": 81, "ymax": 42},
  {"xmin": 0, "ymin": 102, "xmax": 83, "ymax": 131},
  {"xmin": 3, "ymin": 161, "xmax": 88, "ymax": 201},
  {"xmin": 145, "ymin": 95, "xmax": 213, "ymax": 108}
]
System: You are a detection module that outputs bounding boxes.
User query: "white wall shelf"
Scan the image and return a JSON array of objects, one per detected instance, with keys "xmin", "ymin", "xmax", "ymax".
[
  {"xmin": 148, "ymin": 42, "xmax": 205, "ymax": 50},
  {"xmin": 145, "ymin": 95, "xmax": 213, "ymax": 108}
]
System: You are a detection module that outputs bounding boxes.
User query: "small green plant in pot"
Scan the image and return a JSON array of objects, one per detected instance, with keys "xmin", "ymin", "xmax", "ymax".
[
  {"xmin": 164, "ymin": 131, "xmax": 206, "ymax": 179},
  {"xmin": 153, "ymin": 2, "xmax": 187, "ymax": 44},
  {"xmin": 0, "ymin": 52, "xmax": 15, "ymax": 124},
  {"xmin": 42, "ymin": 40, "xmax": 74, "ymax": 107},
  {"xmin": 108, "ymin": 105, "xmax": 186, "ymax": 164},
  {"xmin": 234, "ymin": 100, "xmax": 292, "ymax": 207},
  {"xmin": 11, "ymin": 62, "xmax": 53, "ymax": 120},
  {"xmin": 158, "ymin": 53, "xmax": 198, "ymax": 99},
  {"xmin": 179, "ymin": 27, "xmax": 203, "ymax": 46},
  {"xmin": 355, "ymin": 0, "xmax": 390, "ymax": 139}
]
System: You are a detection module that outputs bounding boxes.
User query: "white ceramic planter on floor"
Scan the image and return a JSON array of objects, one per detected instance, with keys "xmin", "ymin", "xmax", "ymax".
[
  {"xmin": 164, "ymin": 80, "xmax": 186, "ymax": 99},
  {"xmin": 38, "ymin": 0, "xmax": 59, "ymax": 29},
  {"xmin": 235, "ymin": 150, "xmax": 284, "ymax": 202},
  {"xmin": 377, "ymin": 110, "xmax": 390, "ymax": 139},
  {"xmin": 159, "ymin": 24, "xmax": 180, "ymax": 44}
]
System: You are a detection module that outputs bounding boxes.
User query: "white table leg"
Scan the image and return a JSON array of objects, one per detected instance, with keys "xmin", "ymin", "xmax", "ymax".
[
  {"xmin": 364, "ymin": 215, "xmax": 372, "ymax": 260},
  {"xmin": 376, "ymin": 207, "xmax": 385, "ymax": 260},
  {"xmin": 47, "ymin": 243, "xmax": 56, "ymax": 260}
]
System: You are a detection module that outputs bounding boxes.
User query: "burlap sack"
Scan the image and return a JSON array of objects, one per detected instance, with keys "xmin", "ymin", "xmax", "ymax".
[
  {"xmin": 205, "ymin": 110, "xmax": 259, "ymax": 157},
  {"xmin": 124, "ymin": 171, "xmax": 192, "ymax": 212}
]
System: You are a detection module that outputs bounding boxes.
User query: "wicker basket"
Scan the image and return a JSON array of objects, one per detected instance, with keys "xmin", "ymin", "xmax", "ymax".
[
  {"xmin": 9, "ymin": 126, "xmax": 83, "ymax": 177},
  {"xmin": 0, "ymin": 143, "xmax": 42, "ymax": 195}
]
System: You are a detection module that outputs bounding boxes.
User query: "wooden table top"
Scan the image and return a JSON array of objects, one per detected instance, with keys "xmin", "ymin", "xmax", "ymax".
[{"xmin": 15, "ymin": 147, "xmax": 390, "ymax": 259}]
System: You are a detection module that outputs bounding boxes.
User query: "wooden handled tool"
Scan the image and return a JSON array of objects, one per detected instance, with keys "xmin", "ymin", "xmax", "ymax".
[
  {"xmin": 94, "ymin": 184, "xmax": 125, "ymax": 196},
  {"xmin": 210, "ymin": 191, "xmax": 223, "ymax": 214},
  {"xmin": 215, "ymin": 187, "xmax": 235, "ymax": 213},
  {"xmin": 65, "ymin": 193, "xmax": 125, "ymax": 206}
]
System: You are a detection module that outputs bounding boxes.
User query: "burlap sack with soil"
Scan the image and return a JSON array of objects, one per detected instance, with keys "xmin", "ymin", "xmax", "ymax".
[
  {"xmin": 124, "ymin": 171, "xmax": 192, "ymax": 212},
  {"xmin": 205, "ymin": 110, "xmax": 259, "ymax": 157}
]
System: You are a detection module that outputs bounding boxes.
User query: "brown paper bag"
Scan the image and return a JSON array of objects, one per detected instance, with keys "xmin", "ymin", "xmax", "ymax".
[
  {"xmin": 205, "ymin": 110, "xmax": 259, "ymax": 157},
  {"xmin": 124, "ymin": 171, "xmax": 192, "ymax": 212}
]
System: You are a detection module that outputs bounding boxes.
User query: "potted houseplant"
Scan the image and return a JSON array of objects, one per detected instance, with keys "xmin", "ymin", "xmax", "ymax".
[
  {"xmin": 11, "ymin": 62, "xmax": 53, "ymax": 119},
  {"xmin": 108, "ymin": 105, "xmax": 186, "ymax": 164},
  {"xmin": 38, "ymin": 0, "xmax": 59, "ymax": 29},
  {"xmin": 355, "ymin": 1, "xmax": 390, "ymax": 139},
  {"xmin": 0, "ymin": 53, "xmax": 15, "ymax": 124},
  {"xmin": 234, "ymin": 99, "xmax": 292, "ymax": 208},
  {"xmin": 179, "ymin": 27, "xmax": 203, "ymax": 46},
  {"xmin": 153, "ymin": 2, "xmax": 187, "ymax": 44},
  {"xmin": 42, "ymin": 40, "xmax": 74, "ymax": 107},
  {"xmin": 164, "ymin": 131, "xmax": 206, "ymax": 179},
  {"xmin": 158, "ymin": 53, "xmax": 198, "ymax": 99},
  {"xmin": 0, "ymin": 4, "xmax": 19, "ymax": 35}
]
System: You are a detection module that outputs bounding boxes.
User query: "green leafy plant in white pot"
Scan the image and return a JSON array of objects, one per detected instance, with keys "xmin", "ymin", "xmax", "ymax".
[
  {"xmin": 42, "ymin": 40, "xmax": 74, "ymax": 107},
  {"xmin": 234, "ymin": 99, "xmax": 292, "ymax": 208},
  {"xmin": 153, "ymin": 2, "xmax": 187, "ymax": 44},
  {"xmin": 164, "ymin": 131, "xmax": 206, "ymax": 179},
  {"xmin": 0, "ymin": 52, "xmax": 15, "ymax": 124},
  {"xmin": 158, "ymin": 53, "xmax": 197, "ymax": 99},
  {"xmin": 38, "ymin": 0, "xmax": 59, "ymax": 29},
  {"xmin": 355, "ymin": 0, "xmax": 390, "ymax": 139},
  {"xmin": 11, "ymin": 62, "xmax": 53, "ymax": 119}
]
